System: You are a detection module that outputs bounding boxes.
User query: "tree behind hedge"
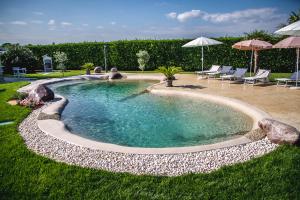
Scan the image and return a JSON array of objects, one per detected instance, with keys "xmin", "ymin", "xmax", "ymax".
[{"xmin": 0, "ymin": 44, "xmax": 38, "ymax": 73}]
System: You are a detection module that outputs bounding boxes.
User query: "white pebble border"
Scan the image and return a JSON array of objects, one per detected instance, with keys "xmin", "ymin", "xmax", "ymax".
[{"xmin": 19, "ymin": 103, "xmax": 278, "ymax": 176}]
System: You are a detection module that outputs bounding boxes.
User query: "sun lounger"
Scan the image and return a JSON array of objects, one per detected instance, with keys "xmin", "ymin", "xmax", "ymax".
[
  {"xmin": 207, "ymin": 66, "xmax": 233, "ymax": 78},
  {"xmin": 220, "ymin": 68, "xmax": 247, "ymax": 81},
  {"xmin": 243, "ymin": 69, "xmax": 270, "ymax": 85},
  {"xmin": 196, "ymin": 65, "xmax": 220, "ymax": 75},
  {"xmin": 275, "ymin": 72, "xmax": 300, "ymax": 87}
]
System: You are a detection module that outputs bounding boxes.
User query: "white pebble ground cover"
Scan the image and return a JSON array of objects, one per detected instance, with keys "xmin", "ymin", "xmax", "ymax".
[{"xmin": 19, "ymin": 104, "xmax": 278, "ymax": 176}]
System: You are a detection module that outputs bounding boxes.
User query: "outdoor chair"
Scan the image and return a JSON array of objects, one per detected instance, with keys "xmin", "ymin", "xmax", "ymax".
[
  {"xmin": 220, "ymin": 68, "xmax": 247, "ymax": 81},
  {"xmin": 243, "ymin": 69, "xmax": 271, "ymax": 85},
  {"xmin": 0, "ymin": 66, "xmax": 4, "ymax": 82},
  {"xmin": 207, "ymin": 66, "xmax": 233, "ymax": 79},
  {"xmin": 195, "ymin": 65, "xmax": 221, "ymax": 79},
  {"xmin": 13, "ymin": 67, "xmax": 27, "ymax": 78},
  {"xmin": 275, "ymin": 72, "xmax": 300, "ymax": 87}
]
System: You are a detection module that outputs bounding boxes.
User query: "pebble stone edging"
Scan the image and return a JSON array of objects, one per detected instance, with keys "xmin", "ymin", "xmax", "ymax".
[{"xmin": 19, "ymin": 103, "xmax": 278, "ymax": 176}]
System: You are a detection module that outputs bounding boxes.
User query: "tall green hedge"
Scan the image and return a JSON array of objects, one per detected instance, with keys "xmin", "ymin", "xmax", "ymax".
[{"xmin": 27, "ymin": 37, "xmax": 296, "ymax": 72}]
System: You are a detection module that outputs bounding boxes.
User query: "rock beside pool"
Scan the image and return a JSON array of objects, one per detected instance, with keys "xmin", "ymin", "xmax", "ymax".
[
  {"xmin": 109, "ymin": 68, "xmax": 123, "ymax": 79},
  {"xmin": 28, "ymin": 84, "xmax": 54, "ymax": 102},
  {"xmin": 258, "ymin": 118, "xmax": 300, "ymax": 145},
  {"xmin": 110, "ymin": 67, "xmax": 118, "ymax": 72},
  {"xmin": 109, "ymin": 72, "xmax": 123, "ymax": 79},
  {"xmin": 94, "ymin": 66, "xmax": 102, "ymax": 74}
]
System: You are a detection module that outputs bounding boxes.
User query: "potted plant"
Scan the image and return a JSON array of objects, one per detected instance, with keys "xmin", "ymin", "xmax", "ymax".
[
  {"xmin": 82, "ymin": 62, "xmax": 94, "ymax": 75},
  {"xmin": 156, "ymin": 66, "xmax": 183, "ymax": 87}
]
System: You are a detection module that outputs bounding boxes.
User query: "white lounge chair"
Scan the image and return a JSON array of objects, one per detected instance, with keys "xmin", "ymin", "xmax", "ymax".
[
  {"xmin": 243, "ymin": 69, "xmax": 271, "ymax": 85},
  {"xmin": 207, "ymin": 66, "xmax": 233, "ymax": 78},
  {"xmin": 196, "ymin": 65, "xmax": 220, "ymax": 74},
  {"xmin": 195, "ymin": 65, "xmax": 221, "ymax": 79},
  {"xmin": 275, "ymin": 72, "xmax": 300, "ymax": 87},
  {"xmin": 13, "ymin": 67, "xmax": 27, "ymax": 78},
  {"xmin": 220, "ymin": 68, "xmax": 247, "ymax": 81}
]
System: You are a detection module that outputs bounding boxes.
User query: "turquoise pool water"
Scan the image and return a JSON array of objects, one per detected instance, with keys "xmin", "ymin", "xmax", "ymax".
[{"xmin": 53, "ymin": 80, "xmax": 252, "ymax": 148}]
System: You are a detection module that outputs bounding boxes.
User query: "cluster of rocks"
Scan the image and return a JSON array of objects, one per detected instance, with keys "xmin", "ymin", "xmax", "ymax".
[
  {"xmin": 85, "ymin": 67, "xmax": 124, "ymax": 79},
  {"xmin": 28, "ymin": 84, "xmax": 54, "ymax": 102},
  {"xmin": 19, "ymin": 84, "xmax": 54, "ymax": 108},
  {"xmin": 18, "ymin": 103, "xmax": 280, "ymax": 176}
]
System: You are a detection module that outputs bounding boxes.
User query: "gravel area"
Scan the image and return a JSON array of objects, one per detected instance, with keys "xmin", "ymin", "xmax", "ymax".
[{"xmin": 18, "ymin": 103, "xmax": 278, "ymax": 176}]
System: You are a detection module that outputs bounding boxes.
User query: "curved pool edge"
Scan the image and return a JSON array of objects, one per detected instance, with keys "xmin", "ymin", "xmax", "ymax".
[
  {"xmin": 21, "ymin": 74, "xmax": 272, "ymax": 155},
  {"xmin": 37, "ymin": 119, "xmax": 252, "ymax": 154},
  {"xmin": 19, "ymin": 107, "xmax": 278, "ymax": 176}
]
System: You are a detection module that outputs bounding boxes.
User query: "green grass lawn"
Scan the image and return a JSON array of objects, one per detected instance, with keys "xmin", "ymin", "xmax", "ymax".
[
  {"xmin": 24, "ymin": 70, "xmax": 85, "ymax": 79},
  {"xmin": 0, "ymin": 81, "xmax": 299, "ymax": 199}
]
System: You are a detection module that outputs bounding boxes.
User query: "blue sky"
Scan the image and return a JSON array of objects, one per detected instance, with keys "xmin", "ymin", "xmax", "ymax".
[{"xmin": 0, "ymin": 0, "xmax": 299, "ymax": 44}]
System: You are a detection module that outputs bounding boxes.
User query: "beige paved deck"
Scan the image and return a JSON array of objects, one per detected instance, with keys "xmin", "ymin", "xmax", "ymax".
[{"xmin": 138, "ymin": 73, "xmax": 300, "ymax": 130}]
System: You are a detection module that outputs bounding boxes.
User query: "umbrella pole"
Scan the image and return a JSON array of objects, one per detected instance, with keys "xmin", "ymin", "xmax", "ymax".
[
  {"xmin": 297, "ymin": 48, "xmax": 299, "ymax": 87},
  {"xmin": 254, "ymin": 50, "xmax": 258, "ymax": 74},
  {"xmin": 250, "ymin": 48, "xmax": 253, "ymax": 76},
  {"xmin": 201, "ymin": 46, "xmax": 204, "ymax": 73}
]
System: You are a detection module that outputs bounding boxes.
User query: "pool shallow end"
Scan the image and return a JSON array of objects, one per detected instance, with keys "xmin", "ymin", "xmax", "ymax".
[{"xmin": 149, "ymin": 89, "xmax": 269, "ymax": 130}]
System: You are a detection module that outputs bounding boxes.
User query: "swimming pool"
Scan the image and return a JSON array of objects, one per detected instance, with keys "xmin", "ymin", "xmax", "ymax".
[{"xmin": 52, "ymin": 80, "xmax": 253, "ymax": 148}]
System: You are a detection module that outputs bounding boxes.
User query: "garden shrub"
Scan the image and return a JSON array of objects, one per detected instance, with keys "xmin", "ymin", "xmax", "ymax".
[{"xmin": 27, "ymin": 37, "xmax": 295, "ymax": 72}]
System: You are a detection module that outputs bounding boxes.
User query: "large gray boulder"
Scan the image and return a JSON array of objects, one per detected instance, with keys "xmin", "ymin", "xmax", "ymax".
[
  {"xmin": 94, "ymin": 66, "xmax": 102, "ymax": 74},
  {"xmin": 109, "ymin": 67, "xmax": 123, "ymax": 79},
  {"xmin": 109, "ymin": 72, "xmax": 123, "ymax": 79},
  {"xmin": 28, "ymin": 84, "xmax": 54, "ymax": 102},
  {"xmin": 258, "ymin": 118, "xmax": 300, "ymax": 145},
  {"xmin": 110, "ymin": 67, "xmax": 118, "ymax": 72}
]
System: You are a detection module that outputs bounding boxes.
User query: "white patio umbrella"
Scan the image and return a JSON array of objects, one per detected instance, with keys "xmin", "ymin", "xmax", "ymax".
[
  {"xmin": 182, "ymin": 37, "xmax": 222, "ymax": 73},
  {"xmin": 274, "ymin": 20, "xmax": 300, "ymax": 89},
  {"xmin": 275, "ymin": 20, "xmax": 300, "ymax": 36}
]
